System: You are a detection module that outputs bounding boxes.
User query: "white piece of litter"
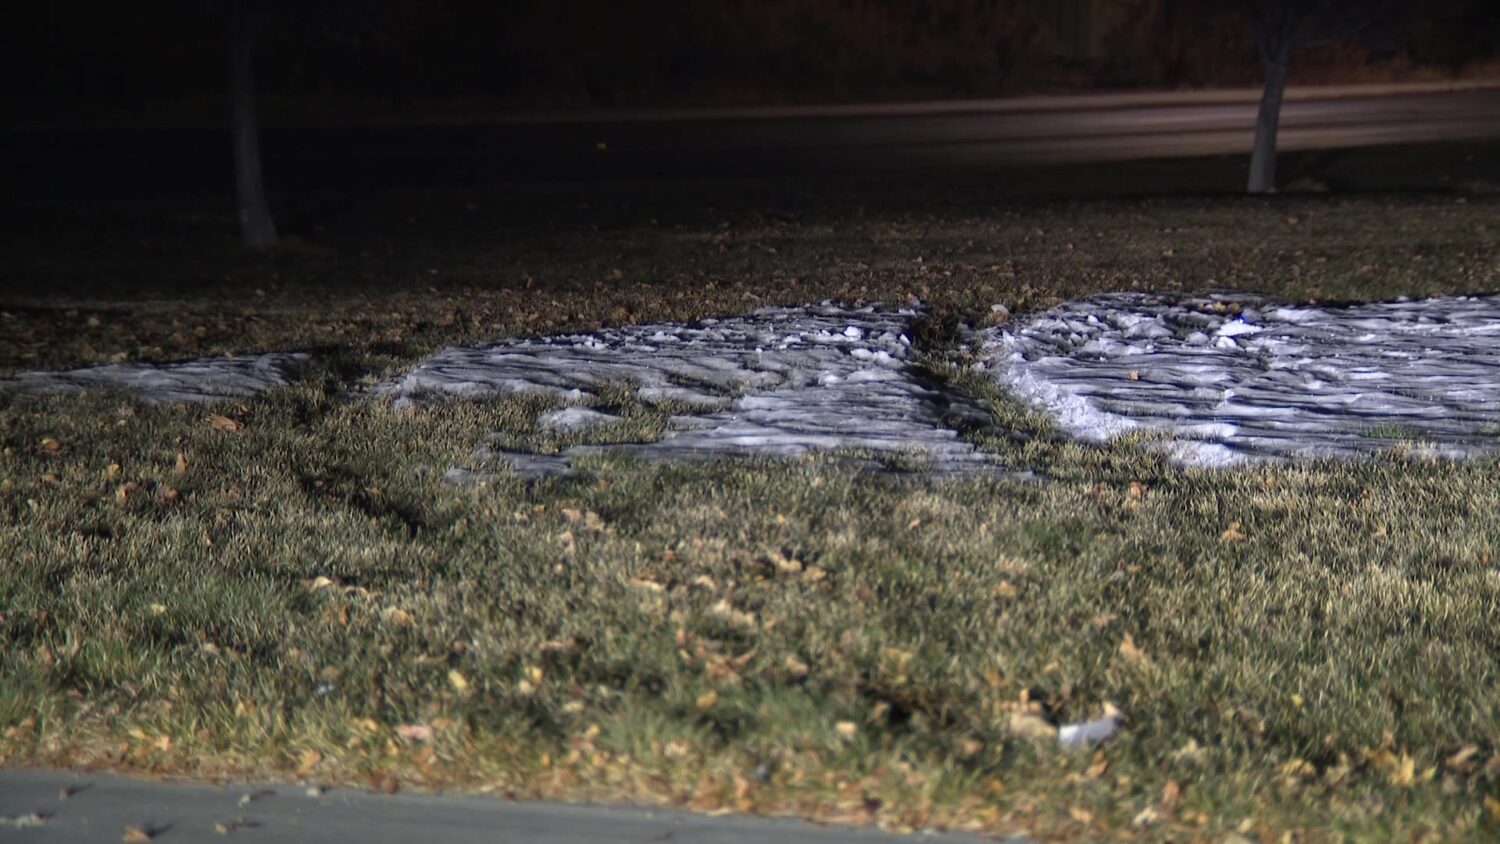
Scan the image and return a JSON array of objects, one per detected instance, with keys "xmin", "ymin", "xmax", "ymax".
[{"xmin": 1057, "ymin": 707, "xmax": 1122, "ymax": 749}]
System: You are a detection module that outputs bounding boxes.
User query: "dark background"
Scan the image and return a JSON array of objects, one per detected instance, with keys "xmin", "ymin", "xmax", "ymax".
[{"xmin": 14, "ymin": 0, "xmax": 1500, "ymax": 128}]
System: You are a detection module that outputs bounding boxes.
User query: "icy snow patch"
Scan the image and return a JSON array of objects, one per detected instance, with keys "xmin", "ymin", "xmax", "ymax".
[
  {"xmin": 2, "ymin": 353, "xmax": 309, "ymax": 405},
  {"xmin": 538, "ymin": 406, "xmax": 619, "ymax": 433},
  {"xmin": 982, "ymin": 291, "xmax": 1500, "ymax": 466},
  {"xmin": 378, "ymin": 304, "xmax": 1000, "ymax": 476}
]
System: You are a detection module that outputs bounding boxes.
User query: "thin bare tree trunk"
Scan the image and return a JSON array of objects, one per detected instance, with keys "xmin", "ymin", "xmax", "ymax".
[
  {"xmin": 231, "ymin": 0, "xmax": 277, "ymax": 248},
  {"xmin": 1247, "ymin": 37, "xmax": 1292, "ymax": 194}
]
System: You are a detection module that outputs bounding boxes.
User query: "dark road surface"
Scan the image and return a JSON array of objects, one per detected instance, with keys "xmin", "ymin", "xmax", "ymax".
[
  {"xmin": 0, "ymin": 770, "xmax": 1005, "ymax": 843},
  {"xmin": 6, "ymin": 81, "xmax": 1499, "ymax": 195}
]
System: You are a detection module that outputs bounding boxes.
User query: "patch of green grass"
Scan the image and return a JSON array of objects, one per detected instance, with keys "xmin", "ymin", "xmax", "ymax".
[
  {"xmin": 1360, "ymin": 425, "xmax": 1426, "ymax": 440},
  {"xmin": 4, "ymin": 372, "xmax": 1500, "ymax": 840}
]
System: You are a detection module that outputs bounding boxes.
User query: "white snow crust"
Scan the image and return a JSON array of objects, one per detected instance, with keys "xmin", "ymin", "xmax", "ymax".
[
  {"xmin": 983, "ymin": 291, "xmax": 1500, "ymax": 466},
  {"xmin": 2, "ymin": 353, "xmax": 309, "ymax": 405},
  {"xmin": 379, "ymin": 304, "xmax": 1000, "ymax": 476}
]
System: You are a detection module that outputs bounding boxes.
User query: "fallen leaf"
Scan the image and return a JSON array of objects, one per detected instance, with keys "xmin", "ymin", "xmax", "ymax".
[
  {"xmin": 1485, "ymin": 795, "xmax": 1500, "ymax": 822},
  {"xmin": 1220, "ymin": 522, "xmax": 1248, "ymax": 543},
  {"xmin": 783, "ymin": 654, "xmax": 810, "ymax": 681},
  {"xmin": 696, "ymin": 690, "xmax": 719, "ymax": 710},
  {"xmin": 394, "ymin": 724, "xmax": 433, "ymax": 742},
  {"xmin": 381, "ymin": 607, "xmax": 414, "ymax": 626},
  {"xmin": 1068, "ymin": 806, "xmax": 1094, "ymax": 824},
  {"xmin": 710, "ymin": 599, "xmax": 757, "ymax": 629},
  {"xmin": 834, "ymin": 720, "xmax": 858, "ymax": 741},
  {"xmin": 174, "ymin": 452, "xmax": 188, "ymax": 474},
  {"xmin": 448, "ymin": 670, "xmax": 471, "ymax": 694},
  {"xmin": 1007, "ymin": 711, "xmax": 1056, "ymax": 742},
  {"xmin": 1118, "ymin": 634, "xmax": 1147, "ymax": 663},
  {"xmin": 207, "ymin": 414, "xmax": 241, "ymax": 432},
  {"xmin": 1161, "ymin": 778, "xmax": 1181, "ymax": 811},
  {"xmin": 122, "ymin": 825, "xmax": 154, "ymax": 842},
  {"xmin": 296, "ymin": 748, "xmax": 322, "ymax": 775},
  {"xmin": 1447, "ymin": 745, "xmax": 1480, "ymax": 769},
  {"xmin": 628, "ymin": 577, "xmax": 664, "ymax": 592},
  {"xmin": 768, "ymin": 551, "xmax": 803, "ymax": 575},
  {"xmin": 1389, "ymin": 752, "xmax": 1417, "ymax": 786},
  {"xmin": 0, "ymin": 813, "xmax": 48, "ymax": 828},
  {"xmin": 37, "ymin": 437, "xmax": 61, "ymax": 454},
  {"xmin": 1085, "ymin": 751, "xmax": 1109, "ymax": 778},
  {"xmin": 1132, "ymin": 806, "xmax": 1159, "ymax": 827}
]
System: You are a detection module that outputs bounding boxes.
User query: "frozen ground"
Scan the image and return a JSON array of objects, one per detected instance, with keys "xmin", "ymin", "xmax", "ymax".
[
  {"xmin": 982, "ymin": 291, "xmax": 1500, "ymax": 466},
  {"xmin": 1, "ymin": 353, "xmax": 309, "ymax": 405},
  {"xmin": 377, "ymin": 304, "xmax": 1002, "ymax": 478}
]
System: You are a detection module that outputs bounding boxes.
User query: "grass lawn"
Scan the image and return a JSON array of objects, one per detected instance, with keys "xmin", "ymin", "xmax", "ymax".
[{"xmin": 3, "ymin": 145, "xmax": 1500, "ymax": 840}]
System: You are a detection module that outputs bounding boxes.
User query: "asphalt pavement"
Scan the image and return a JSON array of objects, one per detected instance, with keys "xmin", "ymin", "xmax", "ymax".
[
  {"xmin": 0, "ymin": 769, "xmax": 1007, "ymax": 843},
  {"xmin": 7, "ymin": 81, "xmax": 1499, "ymax": 195}
]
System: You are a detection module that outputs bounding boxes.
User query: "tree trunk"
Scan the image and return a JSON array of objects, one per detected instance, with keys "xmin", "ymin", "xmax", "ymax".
[
  {"xmin": 231, "ymin": 0, "xmax": 277, "ymax": 248},
  {"xmin": 1247, "ymin": 36, "xmax": 1292, "ymax": 194}
]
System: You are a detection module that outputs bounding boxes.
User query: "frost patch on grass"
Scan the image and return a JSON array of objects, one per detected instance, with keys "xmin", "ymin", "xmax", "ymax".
[
  {"xmin": 982, "ymin": 291, "xmax": 1500, "ymax": 466},
  {"xmin": 379, "ymin": 304, "xmax": 1001, "ymax": 476},
  {"xmin": 1, "ymin": 353, "xmax": 309, "ymax": 405}
]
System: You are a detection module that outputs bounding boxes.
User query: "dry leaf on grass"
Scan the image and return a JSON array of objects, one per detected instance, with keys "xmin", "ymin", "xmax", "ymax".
[
  {"xmin": 448, "ymin": 670, "xmax": 471, "ymax": 694},
  {"xmin": 296, "ymin": 748, "xmax": 322, "ymax": 775},
  {"xmin": 1118, "ymin": 634, "xmax": 1148, "ymax": 663},
  {"xmin": 783, "ymin": 654, "xmax": 810, "ymax": 681},
  {"xmin": 834, "ymin": 720, "xmax": 858, "ymax": 741},
  {"xmin": 394, "ymin": 724, "xmax": 434, "ymax": 743},
  {"xmin": 710, "ymin": 599, "xmax": 757, "ymax": 629},
  {"xmin": 207, "ymin": 414, "xmax": 241, "ymax": 432},
  {"xmin": 1220, "ymin": 522, "xmax": 1248, "ymax": 543},
  {"xmin": 37, "ymin": 437, "xmax": 62, "ymax": 454},
  {"xmin": 1007, "ymin": 711, "xmax": 1056, "ymax": 742},
  {"xmin": 380, "ymin": 607, "xmax": 414, "ymax": 626},
  {"xmin": 1161, "ymin": 778, "xmax": 1181, "ymax": 811},
  {"xmin": 696, "ymin": 690, "xmax": 719, "ymax": 710}
]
